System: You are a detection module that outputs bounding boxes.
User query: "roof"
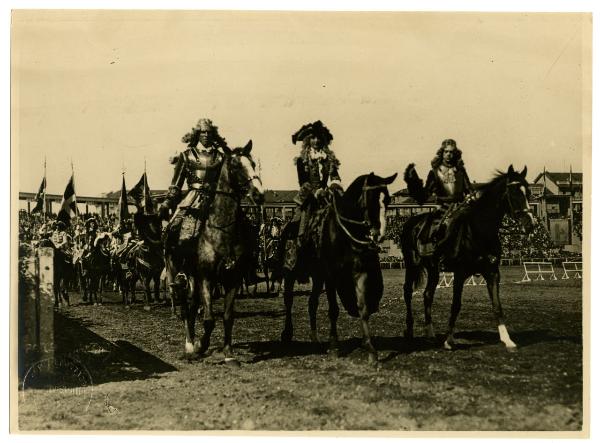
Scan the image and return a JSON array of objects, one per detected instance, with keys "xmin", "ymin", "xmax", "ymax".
[{"xmin": 533, "ymin": 171, "xmax": 583, "ymax": 185}]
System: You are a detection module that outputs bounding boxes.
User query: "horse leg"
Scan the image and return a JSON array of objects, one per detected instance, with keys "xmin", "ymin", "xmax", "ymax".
[
  {"xmin": 355, "ymin": 272, "xmax": 378, "ymax": 365},
  {"xmin": 483, "ymin": 268, "xmax": 516, "ymax": 349},
  {"xmin": 178, "ymin": 276, "xmax": 198, "ymax": 357},
  {"xmin": 308, "ymin": 275, "xmax": 323, "ymax": 344},
  {"xmin": 143, "ymin": 274, "xmax": 151, "ymax": 311},
  {"xmin": 325, "ymin": 277, "xmax": 339, "ymax": 356},
  {"xmin": 403, "ymin": 266, "xmax": 417, "ymax": 339},
  {"xmin": 423, "ymin": 265, "xmax": 440, "ymax": 339},
  {"xmin": 444, "ymin": 272, "xmax": 466, "ymax": 350},
  {"xmin": 153, "ymin": 274, "xmax": 161, "ymax": 303},
  {"xmin": 222, "ymin": 282, "xmax": 239, "ymax": 366},
  {"xmin": 280, "ymin": 270, "xmax": 295, "ymax": 343},
  {"xmin": 196, "ymin": 278, "xmax": 214, "ymax": 356}
]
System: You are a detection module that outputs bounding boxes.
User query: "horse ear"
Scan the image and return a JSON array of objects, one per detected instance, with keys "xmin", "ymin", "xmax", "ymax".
[
  {"xmin": 382, "ymin": 172, "xmax": 398, "ymax": 185},
  {"xmin": 508, "ymin": 164, "xmax": 515, "ymax": 174},
  {"xmin": 243, "ymin": 140, "xmax": 253, "ymax": 155},
  {"xmin": 221, "ymin": 144, "xmax": 232, "ymax": 155},
  {"xmin": 520, "ymin": 165, "xmax": 527, "ymax": 178}
]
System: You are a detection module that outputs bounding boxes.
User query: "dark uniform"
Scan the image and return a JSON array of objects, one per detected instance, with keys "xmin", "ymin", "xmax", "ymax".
[
  {"xmin": 291, "ymin": 120, "xmax": 342, "ymax": 247},
  {"xmin": 424, "ymin": 143, "xmax": 475, "ymax": 260}
]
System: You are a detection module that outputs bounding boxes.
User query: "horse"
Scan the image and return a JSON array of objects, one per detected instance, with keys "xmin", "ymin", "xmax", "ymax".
[
  {"xmin": 277, "ymin": 172, "xmax": 398, "ymax": 365},
  {"xmin": 400, "ymin": 165, "xmax": 535, "ymax": 350},
  {"xmin": 260, "ymin": 217, "xmax": 284, "ymax": 293},
  {"xmin": 38, "ymin": 238, "xmax": 76, "ymax": 308},
  {"xmin": 165, "ymin": 140, "xmax": 264, "ymax": 364},
  {"xmin": 82, "ymin": 232, "xmax": 113, "ymax": 305},
  {"xmin": 123, "ymin": 213, "xmax": 165, "ymax": 310}
]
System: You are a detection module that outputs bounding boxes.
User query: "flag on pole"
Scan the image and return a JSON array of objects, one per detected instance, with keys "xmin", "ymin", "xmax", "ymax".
[
  {"xmin": 118, "ymin": 174, "xmax": 130, "ymax": 222},
  {"xmin": 31, "ymin": 176, "xmax": 47, "ymax": 214},
  {"xmin": 57, "ymin": 174, "xmax": 78, "ymax": 226},
  {"xmin": 128, "ymin": 172, "xmax": 155, "ymax": 214}
]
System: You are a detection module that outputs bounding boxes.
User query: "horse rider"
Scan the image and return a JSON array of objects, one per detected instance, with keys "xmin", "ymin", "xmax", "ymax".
[
  {"xmin": 407, "ymin": 138, "xmax": 475, "ymax": 258},
  {"xmin": 290, "ymin": 120, "xmax": 343, "ymax": 248},
  {"xmin": 158, "ymin": 118, "xmax": 229, "ymax": 279},
  {"xmin": 51, "ymin": 220, "xmax": 72, "ymax": 259}
]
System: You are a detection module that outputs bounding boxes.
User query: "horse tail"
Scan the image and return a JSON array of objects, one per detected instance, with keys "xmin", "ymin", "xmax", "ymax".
[
  {"xmin": 404, "ymin": 163, "xmax": 429, "ymax": 205},
  {"xmin": 400, "ymin": 213, "xmax": 428, "ymax": 290}
]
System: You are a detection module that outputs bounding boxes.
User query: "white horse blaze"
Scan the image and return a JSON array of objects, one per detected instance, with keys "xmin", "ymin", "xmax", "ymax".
[
  {"xmin": 378, "ymin": 193, "xmax": 387, "ymax": 237},
  {"xmin": 520, "ymin": 185, "xmax": 535, "ymax": 225},
  {"xmin": 240, "ymin": 156, "xmax": 264, "ymax": 193}
]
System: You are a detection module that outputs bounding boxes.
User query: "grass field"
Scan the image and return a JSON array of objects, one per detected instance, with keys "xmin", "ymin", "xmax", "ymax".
[{"xmin": 17, "ymin": 266, "xmax": 583, "ymax": 432}]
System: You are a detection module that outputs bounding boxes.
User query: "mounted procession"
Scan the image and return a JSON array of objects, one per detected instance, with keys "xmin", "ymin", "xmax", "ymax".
[{"xmin": 20, "ymin": 117, "xmax": 537, "ymax": 366}]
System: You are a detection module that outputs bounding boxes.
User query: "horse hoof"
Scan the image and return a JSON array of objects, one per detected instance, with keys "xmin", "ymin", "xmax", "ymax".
[
  {"xmin": 403, "ymin": 329, "xmax": 414, "ymax": 339},
  {"xmin": 443, "ymin": 341, "xmax": 453, "ymax": 350},
  {"xmin": 505, "ymin": 343, "xmax": 518, "ymax": 352},
  {"xmin": 224, "ymin": 358, "xmax": 241, "ymax": 368},
  {"xmin": 309, "ymin": 332, "xmax": 319, "ymax": 343},
  {"xmin": 125, "ymin": 305, "xmax": 131, "ymax": 310},
  {"xmin": 143, "ymin": 305, "xmax": 151, "ymax": 311},
  {"xmin": 328, "ymin": 348, "xmax": 340, "ymax": 358}
]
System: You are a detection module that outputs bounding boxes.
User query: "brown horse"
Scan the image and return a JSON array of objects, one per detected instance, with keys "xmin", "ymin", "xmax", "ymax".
[
  {"xmin": 400, "ymin": 165, "xmax": 534, "ymax": 350},
  {"xmin": 165, "ymin": 140, "xmax": 264, "ymax": 365},
  {"xmin": 277, "ymin": 172, "xmax": 397, "ymax": 365}
]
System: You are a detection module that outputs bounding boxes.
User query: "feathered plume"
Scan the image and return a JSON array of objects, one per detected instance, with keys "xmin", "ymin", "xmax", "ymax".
[{"xmin": 404, "ymin": 163, "xmax": 429, "ymax": 205}]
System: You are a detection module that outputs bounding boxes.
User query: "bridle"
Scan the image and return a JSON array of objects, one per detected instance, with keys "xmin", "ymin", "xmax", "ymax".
[
  {"xmin": 504, "ymin": 179, "xmax": 532, "ymax": 219},
  {"xmin": 332, "ymin": 177, "xmax": 389, "ymax": 248}
]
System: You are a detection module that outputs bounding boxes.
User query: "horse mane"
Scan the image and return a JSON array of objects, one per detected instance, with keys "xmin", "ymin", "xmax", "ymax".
[
  {"xmin": 474, "ymin": 170, "xmax": 510, "ymax": 201},
  {"xmin": 343, "ymin": 174, "xmax": 369, "ymax": 203}
]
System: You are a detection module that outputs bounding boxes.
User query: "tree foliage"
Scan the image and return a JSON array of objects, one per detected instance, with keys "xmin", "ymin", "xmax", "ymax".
[{"xmin": 386, "ymin": 213, "xmax": 557, "ymax": 259}]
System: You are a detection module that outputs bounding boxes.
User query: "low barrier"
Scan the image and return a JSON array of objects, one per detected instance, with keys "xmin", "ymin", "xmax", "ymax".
[
  {"xmin": 437, "ymin": 272, "xmax": 485, "ymax": 289},
  {"xmin": 561, "ymin": 261, "xmax": 582, "ymax": 279},
  {"xmin": 519, "ymin": 261, "xmax": 558, "ymax": 282}
]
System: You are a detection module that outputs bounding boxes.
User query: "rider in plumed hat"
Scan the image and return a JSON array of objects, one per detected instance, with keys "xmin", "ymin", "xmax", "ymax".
[{"xmin": 291, "ymin": 120, "xmax": 343, "ymax": 246}]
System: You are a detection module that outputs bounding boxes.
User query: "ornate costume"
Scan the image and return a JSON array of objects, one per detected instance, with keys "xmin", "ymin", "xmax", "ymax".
[
  {"xmin": 290, "ymin": 120, "xmax": 342, "ymax": 257},
  {"xmin": 160, "ymin": 119, "xmax": 227, "ymax": 248},
  {"xmin": 420, "ymin": 139, "xmax": 475, "ymax": 260}
]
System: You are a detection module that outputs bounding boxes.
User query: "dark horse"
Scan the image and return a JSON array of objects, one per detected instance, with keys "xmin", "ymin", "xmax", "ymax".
[
  {"xmin": 401, "ymin": 165, "xmax": 534, "ymax": 350},
  {"xmin": 123, "ymin": 213, "xmax": 165, "ymax": 310},
  {"xmin": 82, "ymin": 233, "xmax": 112, "ymax": 305},
  {"xmin": 278, "ymin": 172, "xmax": 398, "ymax": 364},
  {"xmin": 38, "ymin": 239, "xmax": 76, "ymax": 308},
  {"xmin": 166, "ymin": 140, "xmax": 264, "ymax": 364}
]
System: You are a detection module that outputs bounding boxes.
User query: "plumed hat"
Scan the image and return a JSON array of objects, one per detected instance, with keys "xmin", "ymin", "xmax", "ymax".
[
  {"xmin": 291, "ymin": 120, "xmax": 333, "ymax": 145},
  {"xmin": 85, "ymin": 217, "xmax": 98, "ymax": 229}
]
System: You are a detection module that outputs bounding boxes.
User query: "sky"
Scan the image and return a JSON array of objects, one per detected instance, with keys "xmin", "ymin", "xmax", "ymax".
[{"xmin": 12, "ymin": 10, "xmax": 590, "ymax": 197}]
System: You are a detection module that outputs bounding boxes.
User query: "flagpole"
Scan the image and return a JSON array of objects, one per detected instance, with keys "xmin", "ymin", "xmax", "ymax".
[
  {"xmin": 43, "ymin": 157, "xmax": 47, "ymax": 223},
  {"xmin": 71, "ymin": 159, "xmax": 80, "ymax": 219},
  {"xmin": 569, "ymin": 164, "xmax": 574, "ymax": 245}
]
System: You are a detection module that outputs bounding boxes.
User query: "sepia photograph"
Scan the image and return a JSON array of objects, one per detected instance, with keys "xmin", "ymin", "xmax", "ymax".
[{"xmin": 10, "ymin": 5, "xmax": 591, "ymax": 435}]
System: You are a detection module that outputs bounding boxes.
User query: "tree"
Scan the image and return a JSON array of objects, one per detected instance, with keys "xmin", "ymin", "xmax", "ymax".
[{"xmin": 500, "ymin": 214, "xmax": 556, "ymax": 258}]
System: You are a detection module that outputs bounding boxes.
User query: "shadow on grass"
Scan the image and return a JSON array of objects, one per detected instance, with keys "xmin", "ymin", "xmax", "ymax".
[{"xmin": 52, "ymin": 311, "xmax": 177, "ymax": 385}]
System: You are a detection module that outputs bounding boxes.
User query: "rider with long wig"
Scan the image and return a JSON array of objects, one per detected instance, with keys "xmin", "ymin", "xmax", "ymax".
[{"xmin": 291, "ymin": 120, "xmax": 343, "ymax": 248}]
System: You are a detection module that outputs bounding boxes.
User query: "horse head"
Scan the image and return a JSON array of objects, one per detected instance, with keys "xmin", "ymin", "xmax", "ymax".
[
  {"xmin": 229, "ymin": 140, "xmax": 265, "ymax": 206},
  {"xmin": 343, "ymin": 172, "xmax": 398, "ymax": 244},
  {"xmin": 503, "ymin": 165, "xmax": 535, "ymax": 234}
]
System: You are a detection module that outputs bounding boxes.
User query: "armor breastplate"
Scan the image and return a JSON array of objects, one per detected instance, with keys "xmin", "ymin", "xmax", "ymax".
[{"xmin": 185, "ymin": 148, "xmax": 223, "ymax": 187}]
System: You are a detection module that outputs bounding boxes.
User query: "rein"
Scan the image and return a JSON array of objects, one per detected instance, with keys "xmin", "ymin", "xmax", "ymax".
[{"xmin": 331, "ymin": 186, "xmax": 382, "ymax": 249}]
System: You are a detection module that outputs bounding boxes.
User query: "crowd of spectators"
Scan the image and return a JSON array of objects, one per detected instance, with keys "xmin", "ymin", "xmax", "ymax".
[{"xmin": 18, "ymin": 210, "xmax": 119, "ymax": 246}]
